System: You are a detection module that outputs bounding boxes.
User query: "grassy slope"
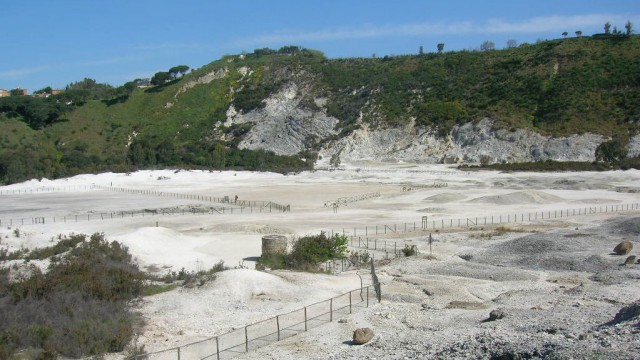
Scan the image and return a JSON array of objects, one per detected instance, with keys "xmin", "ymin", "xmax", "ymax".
[{"xmin": 1, "ymin": 37, "xmax": 639, "ymax": 183}]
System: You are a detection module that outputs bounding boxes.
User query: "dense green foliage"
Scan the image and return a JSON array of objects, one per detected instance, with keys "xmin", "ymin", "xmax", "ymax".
[
  {"xmin": 0, "ymin": 233, "xmax": 143, "ymax": 358},
  {"xmin": 1, "ymin": 37, "xmax": 639, "ymax": 184},
  {"xmin": 460, "ymin": 160, "xmax": 615, "ymax": 172}
]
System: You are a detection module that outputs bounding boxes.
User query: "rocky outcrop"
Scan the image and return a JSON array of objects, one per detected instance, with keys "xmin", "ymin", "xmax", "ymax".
[
  {"xmin": 320, "ymin": 119, "xmax": 604, "ymax": 164},
  {"xmin": 222, "ymin": 78, "xmax": 624, "ymax": 165},
  {"xmin": 226, "ymin": 82, "xmax": 339, "ymax": 156}
]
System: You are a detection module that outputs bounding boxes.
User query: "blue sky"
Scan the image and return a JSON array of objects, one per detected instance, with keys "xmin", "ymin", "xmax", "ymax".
[{"xmin": 1, "ymin": 0, "xmax": 638, "ymax": 92}]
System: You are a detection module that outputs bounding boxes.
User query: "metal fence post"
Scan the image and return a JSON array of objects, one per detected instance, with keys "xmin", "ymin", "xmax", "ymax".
[
  {"xmin": 277, "ymin": 315, "xmax": 281, "ymax": 341},
  {"xmin": 216, "ymin": 337, "xmax": 220, "ymax": 360},
  {"xmin": 304, "ymin": 307, "xmax": 308, "ymax": 331}
]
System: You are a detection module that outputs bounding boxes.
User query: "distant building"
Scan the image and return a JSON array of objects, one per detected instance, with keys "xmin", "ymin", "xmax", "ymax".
[
  {"xmin": 33, "ymin": 89, "xmax": 63, "ymax": 98},
  {"xmin": 0, "ymin": 89, "xmax": 9, "ymax": 97}
]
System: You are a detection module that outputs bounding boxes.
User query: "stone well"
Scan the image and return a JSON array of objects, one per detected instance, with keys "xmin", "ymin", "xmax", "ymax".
[{"xmin": 261, "ymin": 234, "xmax": 288, "ymax": 257}]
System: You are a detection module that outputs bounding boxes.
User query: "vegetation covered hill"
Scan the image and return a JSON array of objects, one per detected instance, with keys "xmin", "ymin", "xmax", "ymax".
[{"xmin": 1, "ymin": 36, "xmax": 639, "ymax": 184}]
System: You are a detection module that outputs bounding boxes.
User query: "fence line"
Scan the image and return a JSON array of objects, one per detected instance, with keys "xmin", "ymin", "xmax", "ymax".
[
  {"xmin": 0, "ymin": 205, "xmax": 277, "ymax": 228},
  {"xmin": 327, "ymin": 202, "xmax": 640, "ymax": 240},
  {"xmin": 136, "ymin": 286, "xmax": 372, "ymax": 360},
  {"xmin": 0, "ymin": 186, "xmax": 92, "ymax": 195},
  {"xmin": 315, "ymin": 167, "xmax": 456, "ymax": 176},
  {"xmin": 93, "ymin": 185, "xmax": 291, "ymax": 212}
]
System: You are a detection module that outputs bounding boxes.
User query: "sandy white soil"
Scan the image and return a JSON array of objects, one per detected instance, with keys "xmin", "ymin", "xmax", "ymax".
[{"xmin": 1, "ymin": 162, "xmax": 640, "ymax": 359}]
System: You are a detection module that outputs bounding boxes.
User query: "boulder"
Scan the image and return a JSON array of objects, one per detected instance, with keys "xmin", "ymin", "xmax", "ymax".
[
  {"xmin": 624, "ymin": 255, "xmax": 636, "ymax": 266},
  {"xmin": 613, "ymin": 241, "xmax": 633, "ymax": 255},
  {"xmin": 352, "ymin": 328, "xmax": 374, "ymax": 345},
  {"xmin": 486, "ymin": 309, "xmax": 507, "ymax": 322}
]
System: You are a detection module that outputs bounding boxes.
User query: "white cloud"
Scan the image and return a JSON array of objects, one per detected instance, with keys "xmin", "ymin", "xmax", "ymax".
[
  {"xmin": 0, "ymin": 65, "xmax": 51, "ymax": 80},
  {"xmin": 235, "ymin": 13, "xmax": 638, "ymax": 46},
  {"xmin": 79, "ymin": 55, "xmax": 148, "ymax": 67}
]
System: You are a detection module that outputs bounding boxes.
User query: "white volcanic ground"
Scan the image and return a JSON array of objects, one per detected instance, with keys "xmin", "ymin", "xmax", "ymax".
[{"xmin": 1, "ymin": 162, "xmax": 640, "ymax": 359}]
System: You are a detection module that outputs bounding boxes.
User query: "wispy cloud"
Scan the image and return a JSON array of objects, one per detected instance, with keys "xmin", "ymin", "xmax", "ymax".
[
  {"xmin": 79, "ymin": 54, "xmax": 148, "ymax": 67},
  {"xmin": 0, "ymin": 65, "xmax": 51, "ymax": 80},
  {"xmin": 235, "ymin": 13, "xmax": 637, "ymax": 46}
]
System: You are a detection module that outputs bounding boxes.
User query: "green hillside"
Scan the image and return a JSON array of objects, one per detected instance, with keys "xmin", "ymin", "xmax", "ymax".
[{"xmin": 1, "ymin": 36, "xmax": 639, "ymax": 184}]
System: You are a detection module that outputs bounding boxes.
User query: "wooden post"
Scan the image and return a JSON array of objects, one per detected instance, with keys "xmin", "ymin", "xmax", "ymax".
[
  {"xmin": 304, "ymin": 307, "xmax": 308, "ymax": 331},
  {"xmin": 276, "ymin": 315, "xmax": 281, "ymax": 341},
  {"xmin": 216, "ymin": 337, "xmax": 220, "ymax": 360},
  {"xmin": 245, "ymin": 326, "xmax": 249, "ymax": 352}
]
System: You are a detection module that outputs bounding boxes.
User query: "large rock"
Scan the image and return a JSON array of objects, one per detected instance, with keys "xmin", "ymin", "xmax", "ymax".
[
  {"xmin": 624, "ymin": 255, "xmax": 636, "ymax": 266},
  {"xmin": 352, "ymin": 327, "xmax": 374, "ymax": 345},
  {"xmin": 488, "ymin": 309, "xmax": 507, "ymax": 321},
  {"xmin": 613, "ymin": 241, "xmax": 633, "ymax": 255}
]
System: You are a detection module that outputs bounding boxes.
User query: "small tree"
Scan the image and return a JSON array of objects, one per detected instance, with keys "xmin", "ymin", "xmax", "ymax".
[
  {"xmin": 506, "ymin": 39, "xmax": 518, "ymax": 49},
  {"xmin": 604, "ymin": 22, "xmax": 611, "ymax": 34},
  {"xmin": 595, "ymin": 138, "xmax": 628, "ymax": 165},
  {"xmin": 575, "ymin": 30, "xmax": 583, "ymax": 38},
  {"xmin": 562, "ymin": 31, "xmax": 568, "ymax": 38},
  {"xmin": 480, "ymin": 40, "xmax": 495, "ymax": 51},
  {"xmin": 9, "ymin": 88, "xmax": 26, "ymax": 96},
  {"xmin": 437, "ymin": 43, "xmax": 445, "ymax": 53},
  {"xmin": 625, "ymin": 21, "xmax": 633, "ymax": 35},
  {"xmin": 330, "ymin": 152, "xmax": 341, "ymax": 168},
  {"xmin": 168, "ymin": 65, "xmax": 190, "ymax": 79},
  {"xmin": 419, "ymin": 45, "xmax": 424, "ymax": 55},
  {"xmin": 150, "ymin": 71, "xmax": 171, "ymax": 86}
]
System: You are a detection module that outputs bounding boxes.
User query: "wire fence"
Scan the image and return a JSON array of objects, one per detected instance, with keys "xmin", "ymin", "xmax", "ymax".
[
  {"xmin": 0, "ymin": 205, "xmax": 278, "ymax": 228},
  {"xmin": 93, "ymin": 185, "xmax": 290, "ymax": 212},
  {"xmin": 0, "ymin": 184, "xmax": 293, "ymax": 227},
  {"xmin": 135, "ymin": 286, "xmax": 372, "ymax": 360},
  {"xmin": 326, "ymin": 202, "xmax": 640, "ymax": 240},
  {"xmin": 0, "ymin": 185, "xmax": 93, "ymax": 195}
]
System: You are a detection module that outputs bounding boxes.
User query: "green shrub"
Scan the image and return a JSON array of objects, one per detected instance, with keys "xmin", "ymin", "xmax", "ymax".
[
  {"xmin": 402, "ymin": 244, "xmax": 418, "ymax": 257},
  {"xmin": 0, "ymin": 233, "xmax": 144, "ymax": 358}
]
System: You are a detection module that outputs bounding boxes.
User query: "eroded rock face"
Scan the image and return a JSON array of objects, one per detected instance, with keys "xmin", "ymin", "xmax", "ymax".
[
  {"xmin": 223, "ymin": 76, "xmax": 614, "ymax": 164},
  {"xmin": 227, "ymin": 82, "xmax": 339, "ymax": 156},
  {"xmin": 322, "ymin": 119, "xmax": 604, "ymax": 164}
]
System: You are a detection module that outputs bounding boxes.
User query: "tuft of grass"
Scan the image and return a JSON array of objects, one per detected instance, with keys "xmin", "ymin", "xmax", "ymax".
[{"xmin": 142, "ymin": 283, "xmax": 177, "ymax": 296}]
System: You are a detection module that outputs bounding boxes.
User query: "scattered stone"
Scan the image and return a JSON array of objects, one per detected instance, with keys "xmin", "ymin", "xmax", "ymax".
[
  {"xmin": 352, "ymin": 328, "xmax": 374, "ymax": 345},
  {"xmin": 338, "ymin": 318, "xmax": 349, "ymax": 324},
  {"xmin": 485, "ymin": 309, "xmax": 507, "ymax": 322},
  {"xmin": 609, "ymin": 301, "xmax": 640, "ymax": 325},
  {"xmin": 624, "ymin": 255, "xmax": 636, "ymax": 266},
  {"xmin": 613, "ymin": 241, "xmax": 633, "ymax": 255},
  {"xmin": 422, "ymin": 289, "xmax": 433, "ymax": 296},
  {"xmin": 579, "ymin": 332, "xmax": 594, "ymax": 340}
]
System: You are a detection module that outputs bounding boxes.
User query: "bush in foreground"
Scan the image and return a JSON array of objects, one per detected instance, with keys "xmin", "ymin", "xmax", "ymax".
[{"xmin": 0, "ymin": 233, "xmax": 143, "ymax": 358}]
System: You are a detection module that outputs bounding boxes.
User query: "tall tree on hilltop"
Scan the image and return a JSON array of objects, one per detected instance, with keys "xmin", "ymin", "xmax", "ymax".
[
  {"xmin": 625, "ymin": 21, "xmax": 633, "ymax": 35},
  {"xmin": 437, "ymin": 43, "xmax": 444, "ymax": 53},
  {"xmin": 169, "ymin": 65, "xmax": 190, "ymax": 79},
  {"xmin": 604, "ymin": 22, "xmax": 611, "ymax": 34}
]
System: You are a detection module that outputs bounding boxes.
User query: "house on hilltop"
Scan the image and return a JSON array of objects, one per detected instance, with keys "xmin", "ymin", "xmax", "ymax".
[{"xmin": 0, "ymin": 89, "xmax": 9, "ymax": 97}]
